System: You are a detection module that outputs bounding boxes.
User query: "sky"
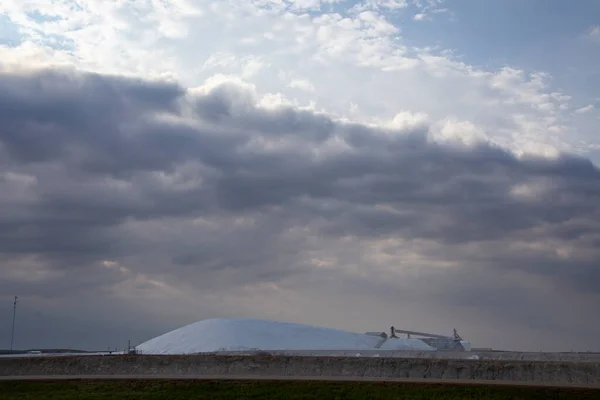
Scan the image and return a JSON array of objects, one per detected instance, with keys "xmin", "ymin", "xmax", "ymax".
[{"xmin": 0, "ymin": 0, "xmax": 599, "ymax": 353}]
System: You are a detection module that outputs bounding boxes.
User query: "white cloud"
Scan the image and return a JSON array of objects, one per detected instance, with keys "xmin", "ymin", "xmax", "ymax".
[
  {"xmin": 288, "ymin": 78, "xmax": 316, "ymax": 92},
  {"xmin": 409, "ymin": 0, "xmax": 447, "ymax": 21},
  {"xmin": 201, "ymin": 52, "xmax": 238, "ymax": 71},
  {"xmin": 432, "ymin": 118, "xmax": 487, "ymax": 146},
  {"xmin": 0, "ymin": 1, "xmax": 596, "ymax": 158},
  {"xmin": 509, "ymin": 181, "xmax": 551, "ymax": 202},
  {"xmin": 588, "ymin": 25, "xmax": 600, "ymax": 42},
  {"xmin": 351, "ymin": 1, "xmax": 410, "ymax": 12},
  {"xmin": 242, "ymin": 57, "xmax": 269, "ymax": 78},
  {"xmin": 389, "ymin": 111, "xmax": 429, "ymax": 130},
  {"xmin": 574, "ymin": 105, "xmax": 594, "ymax": 114}
]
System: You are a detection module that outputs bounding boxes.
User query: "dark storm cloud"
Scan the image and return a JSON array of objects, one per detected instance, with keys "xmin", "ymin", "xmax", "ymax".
[
  {"xmin": 1, "ymin": 66, "xmax": 600, "ymax": 350},
  {"xmin": 1, "ymin": 66, "xmax": 599, "ymax": 274},
  {"xmin": 0, "ymin": 69, "xmax": 183, "ymax": 164}
]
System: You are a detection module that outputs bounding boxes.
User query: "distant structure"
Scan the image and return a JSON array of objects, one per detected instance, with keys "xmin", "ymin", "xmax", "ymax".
[
  {"xmin": 10, "ymin": 296, "xmax": 17, "ymax": 353},
  {"xmin": 135, "ymin": 318, "xmax": 471, "ymax": 355},
  {"xmin": 135, "ymin": 318, "xmax": 436, "ymax": 355},
  {"xmin": 389, "ymin": 326, "xmax": 471, "ymax": 351},
  {"xmin": 127, "ymin": 340, "xmax": 139, "ymax": 355}
]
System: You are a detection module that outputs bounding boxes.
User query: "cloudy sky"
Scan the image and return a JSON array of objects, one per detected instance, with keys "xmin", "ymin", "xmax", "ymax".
[{"xmin": 0, "ymin": 0, "xmax": 599, "ymax": 352}]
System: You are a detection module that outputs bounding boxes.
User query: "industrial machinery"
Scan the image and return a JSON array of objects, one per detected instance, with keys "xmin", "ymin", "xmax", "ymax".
[{"xmin": 389, "ymin": 326, "xmax": 471, "ymax": 351}]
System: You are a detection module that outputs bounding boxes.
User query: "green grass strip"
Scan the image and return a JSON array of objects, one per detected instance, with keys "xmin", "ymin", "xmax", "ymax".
[{"xmin": 1, "ymin": 380, "xmax": 599, "ymax": 400}]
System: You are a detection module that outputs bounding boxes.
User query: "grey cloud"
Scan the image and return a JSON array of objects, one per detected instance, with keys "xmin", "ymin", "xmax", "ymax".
[
  {"xmin": 1, "ymin": 66, "xmax": 600, "ymax": 351},
  {"xmin": 194, "ymin": 82, "xmax": 336, "ymax": 142},
  {"xmin": 0, "ymin": 70, "xmax": 183, "ymax": 164}
]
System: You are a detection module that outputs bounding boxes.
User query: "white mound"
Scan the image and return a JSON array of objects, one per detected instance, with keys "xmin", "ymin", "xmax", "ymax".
[
  {"xmin": 379, "ymin": 338, "xmax": 435, "ymax": 351},
  {"xmin": 136, "ymin": 318, "xmax": 435, "ymax": 354}
]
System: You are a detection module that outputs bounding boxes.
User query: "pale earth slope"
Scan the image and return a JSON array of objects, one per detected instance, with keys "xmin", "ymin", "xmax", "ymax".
[{"xmin": 136, "ymin": 318, "xmax": 436, "ymax": 354}]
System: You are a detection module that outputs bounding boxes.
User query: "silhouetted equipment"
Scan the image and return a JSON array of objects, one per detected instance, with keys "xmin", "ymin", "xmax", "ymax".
[
  {"xmin": 389, "ymin": 325, "xmax": 470, "ymax": 351},
  {"xmin": 392, "ymin": 328, "xmax": 454, "ymax": 340},
  {"xmin": 10, "ymin": 296, "xmax": 17, "ymax": 353}
]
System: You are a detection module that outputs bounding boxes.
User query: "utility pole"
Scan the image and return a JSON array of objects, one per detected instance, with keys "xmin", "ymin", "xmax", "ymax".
[{"xmin": 10, "ymin": 296, "xmax": 17, "ymax": 353}]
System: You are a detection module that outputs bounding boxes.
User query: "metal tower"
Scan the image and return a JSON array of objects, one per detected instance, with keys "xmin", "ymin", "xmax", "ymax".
[{"xmin": 10, "ymin": 296, "xmax": 17, "ymax": 353}]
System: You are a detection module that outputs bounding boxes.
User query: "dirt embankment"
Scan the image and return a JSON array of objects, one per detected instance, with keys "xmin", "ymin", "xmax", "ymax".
[{"xmin": 0, "ymin": 355, "xmax": 599, "ymax": 386}]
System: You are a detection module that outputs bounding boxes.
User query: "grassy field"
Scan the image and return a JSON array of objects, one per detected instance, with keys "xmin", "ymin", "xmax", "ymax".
[{"xmin": 0, "ymin": 380, "xmax": 599, "ymax": 400}]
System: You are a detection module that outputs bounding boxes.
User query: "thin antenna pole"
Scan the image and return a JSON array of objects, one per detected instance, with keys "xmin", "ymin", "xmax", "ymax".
[{"xmin": 10, "ymin": 296, "xmax": 17, "ymax": 353}]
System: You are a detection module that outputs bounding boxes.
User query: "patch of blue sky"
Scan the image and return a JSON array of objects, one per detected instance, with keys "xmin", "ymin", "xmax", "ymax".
[
  {"xmin": 24, "ymin": 10, "xmax": 62, "ymax": 23},
  {"xmin": 384, "ymin": 1, "xmax": 597, "ymax": 66},
  {"xmin": 0, "ymin": 15, "xmax": 21, "ymax": 46},
  {"xmin": 383, "ymin": 0, "xmax": 600, "ymax": 106},
  {"xmin": 37, "ymin": 33, "xmax": 76, "ymax": 52}
]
